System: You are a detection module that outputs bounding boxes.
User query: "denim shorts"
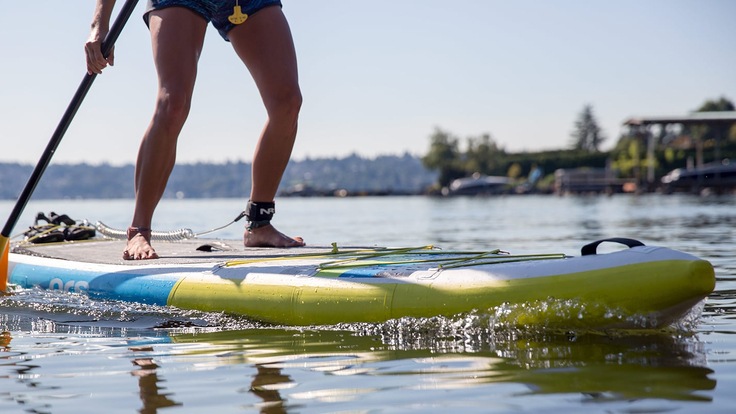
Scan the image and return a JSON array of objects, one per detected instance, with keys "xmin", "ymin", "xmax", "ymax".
[{"xmin": 144, "ymin": 0, "xmax": 282, "ymax": 41}]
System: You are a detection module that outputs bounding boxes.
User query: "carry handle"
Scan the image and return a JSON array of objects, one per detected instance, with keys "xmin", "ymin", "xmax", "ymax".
[{"xmin": 581, "ymin": 238, "xmax": 645, "ymax": 256}]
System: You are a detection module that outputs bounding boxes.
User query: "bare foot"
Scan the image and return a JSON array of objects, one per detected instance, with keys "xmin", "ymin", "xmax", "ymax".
[
  {"xmin": 123, "ymin": 227, "xmax": 159, "ymax": 260},
  {"xmin": 244, "ymin": 224, "xmax": 305, "ymax": 248}
]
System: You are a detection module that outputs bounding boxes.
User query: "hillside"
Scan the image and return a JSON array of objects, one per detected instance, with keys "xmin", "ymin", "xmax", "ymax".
[{"xmin": 0, "ymin": 154, "xmax": 437, "ymax": 200}]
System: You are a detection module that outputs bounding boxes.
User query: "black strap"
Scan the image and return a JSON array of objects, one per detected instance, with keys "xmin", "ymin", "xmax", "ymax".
[
  {"xmin": 245, "ymin": 201, "xmax": 275, "ymax": 229},
  {"xmin": 581, "ymin": 238, "xmax": 645, "ymax": 256},
  {"xmin": 49, "ymin": 211, "xmax": 75, "ymax": 226}
]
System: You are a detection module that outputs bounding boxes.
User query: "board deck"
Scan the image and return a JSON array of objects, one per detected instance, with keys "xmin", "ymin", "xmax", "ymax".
[{"xmin": 11, "ymin": 239, "xmax": 350, "ymax": 266}]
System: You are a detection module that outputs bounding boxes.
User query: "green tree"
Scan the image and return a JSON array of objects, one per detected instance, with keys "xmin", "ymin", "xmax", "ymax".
[
  {"xmin": 422, "ymin": 128, "xmax": 465, "ymax": 187},
  {"xmin": 464, "ymin": 133, "xmax": 504, "ymax": 175},
  {"xmin": 697, "ymin": 96, "xmax": 735, "ymax": 112},
  {"xmin": 693, "ymin": 96, "xmax": 736, "ymax": 143},
  {"xmin": 570, "ymin": 104, "xmax": 606, "ymax": 152},
  {"xmin": 611, "ymin": 134, "xmax": 645, "ymax": 180}
]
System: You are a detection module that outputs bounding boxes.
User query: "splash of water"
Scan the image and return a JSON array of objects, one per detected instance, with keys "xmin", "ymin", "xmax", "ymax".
[{"xmin": 1, "ymin": 289, "xmax": 703, "ymax": 349}]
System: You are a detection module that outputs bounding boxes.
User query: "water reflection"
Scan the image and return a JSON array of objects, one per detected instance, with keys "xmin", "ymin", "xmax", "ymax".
[
  {"xmin": 248, "ymin": 365, "xmax": 293, "ymax": 414},
  {"xmin": 0, "ymin": 330, "xmax": 52, "ymax": 413},
  {"xmin": 0, "ymin": 306, "xmax": 723, "ymax": 411},
  {"xmin": 164, "ymin": 327, "xmax": 716, "ymax": 406},
  {"xmin": 130, "ymin": 354, "xmax": 181, "ymax": 414},
  {"xmin": 0, "ymin": 331, "xmax": 9, "ymax": 351},
  {"xmin": 0, "ymin": 290, "xmax": 724, "ymax": 412}
]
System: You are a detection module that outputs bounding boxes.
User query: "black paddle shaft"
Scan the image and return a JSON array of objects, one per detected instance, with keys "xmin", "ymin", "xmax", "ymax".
[{"xmin": 1, "ymin": 0, "xmax": 139, "ymax": 238}]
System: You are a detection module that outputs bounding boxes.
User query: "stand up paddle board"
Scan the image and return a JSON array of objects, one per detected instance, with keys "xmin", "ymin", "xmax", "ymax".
[{"xmin": 6, "ymin": 237, "xmax": 715, "ymax": 329}]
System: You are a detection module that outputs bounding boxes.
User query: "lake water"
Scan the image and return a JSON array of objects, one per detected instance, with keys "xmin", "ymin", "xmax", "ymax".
[{"xmin": 1, "ymin": 194, "xmax": 735, "ymax": 413}]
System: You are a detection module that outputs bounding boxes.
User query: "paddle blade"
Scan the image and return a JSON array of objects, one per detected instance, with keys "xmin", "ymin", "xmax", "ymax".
[{"xmin": 0, "ymin": 235, "xmax": 8, "ymax": 292}]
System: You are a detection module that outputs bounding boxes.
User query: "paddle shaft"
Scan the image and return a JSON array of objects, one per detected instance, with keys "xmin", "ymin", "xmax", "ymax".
[{"xmin": 1, "ymin": 0, "xmax": 138, "ymax": 240}]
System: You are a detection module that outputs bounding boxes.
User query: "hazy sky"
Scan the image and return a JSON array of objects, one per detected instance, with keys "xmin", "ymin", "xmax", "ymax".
[{"xmin": 1, "ymin": 0, "xmax": 734, "ymax": 165}]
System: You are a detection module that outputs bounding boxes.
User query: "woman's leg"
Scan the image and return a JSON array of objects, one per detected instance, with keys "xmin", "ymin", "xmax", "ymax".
[
  {"xmin": 228, "ymin": 6, "xmax": 305, "ymax": 248},
  {"xmin": 124, "ymin": 7, "xmax": 208, "ymax": 260}
]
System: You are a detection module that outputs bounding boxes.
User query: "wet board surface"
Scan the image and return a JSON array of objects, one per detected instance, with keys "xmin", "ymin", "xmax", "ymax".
[{"xmin": 11, "ymin": 239, "xmax": 350, "ymax": 266}]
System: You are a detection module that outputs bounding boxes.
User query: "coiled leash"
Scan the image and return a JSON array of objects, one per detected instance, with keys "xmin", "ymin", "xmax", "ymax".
[{"xmin": 96, "ymin": 200, "xmax": 277, "ymax": 241}]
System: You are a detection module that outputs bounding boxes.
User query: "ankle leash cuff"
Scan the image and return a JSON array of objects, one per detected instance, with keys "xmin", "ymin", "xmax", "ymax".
[{"xmin": 245, "ymin": 201, "xmax": 275, "ymax": 230}]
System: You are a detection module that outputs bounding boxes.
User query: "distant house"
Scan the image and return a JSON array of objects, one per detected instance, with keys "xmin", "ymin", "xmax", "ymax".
[{"xmin": 622, "ymin": 111, "xmax": 736, "ymax": 187}]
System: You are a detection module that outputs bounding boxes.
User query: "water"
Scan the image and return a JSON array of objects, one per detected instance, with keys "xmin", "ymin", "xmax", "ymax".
[{"xmin": 1, "ymin": 194, "xmax": 735, "ymax": 413}]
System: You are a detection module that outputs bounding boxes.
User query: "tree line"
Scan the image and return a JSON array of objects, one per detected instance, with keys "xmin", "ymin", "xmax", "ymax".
[
  {"xmin": 421, "ymin": 97, "xmax": 736, "ymax": 191},
  {"xmin": 0, "ymin": 154, "xmax": 437, "ymax": 200}
]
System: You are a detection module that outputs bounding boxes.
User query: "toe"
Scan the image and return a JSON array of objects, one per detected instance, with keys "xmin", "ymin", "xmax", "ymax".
[{"xmin": 289, "ymin": 236, "xmax": 305, "ymax": 247}]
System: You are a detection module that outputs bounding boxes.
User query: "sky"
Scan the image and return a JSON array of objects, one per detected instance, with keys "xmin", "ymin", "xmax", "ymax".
[{"xmin": 1, "ymin": 0, "xmax": 735, "ymax": 166}]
